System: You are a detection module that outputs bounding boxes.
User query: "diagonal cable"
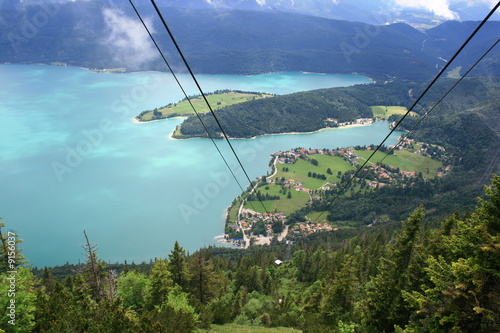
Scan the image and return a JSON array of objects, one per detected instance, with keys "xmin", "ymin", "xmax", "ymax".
[
  {"xmin": 313, "ymin": 3, "xmax": 499, "ymax": 223},
  {"xmin": 128, "ymin": 0, "xmax": 260, "ymax": 212},
  {"xmin": 149, "ymin": 0, "xmax": 272, "ymax": 216},
  {"xmin": 378, "ymin": 38, "xmax": 499, "ymax": 166}
]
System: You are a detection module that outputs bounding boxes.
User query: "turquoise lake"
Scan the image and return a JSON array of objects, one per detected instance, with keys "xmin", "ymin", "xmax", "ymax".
[{"xmin": 0, "ymin": 65, "xmax": 402, "ymax": 267}]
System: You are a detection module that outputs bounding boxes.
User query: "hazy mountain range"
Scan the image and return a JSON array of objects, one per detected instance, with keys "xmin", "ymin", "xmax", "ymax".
[
  {"xmin": 0, "ymin": 0, "xmax": 498, "ymax": 80},
  {"xmin": 3, "ymin": 0, "xmax": 499, "ymax": 23}
]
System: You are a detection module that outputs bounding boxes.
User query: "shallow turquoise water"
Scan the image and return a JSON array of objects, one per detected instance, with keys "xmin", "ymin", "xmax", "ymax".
[{"xmin": 0, "ymin": 65, "xmax": 400, "ymax": 267}]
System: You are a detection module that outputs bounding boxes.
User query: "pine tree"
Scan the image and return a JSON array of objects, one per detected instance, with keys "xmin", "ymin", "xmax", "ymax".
[
  {"xmin": 41, "ymin": 267, "xmax": 56, "ymax": 294},
  {"xmin": 145, "ymin": 259, "xmax": 174, "ymax": 309},
  {"xmin": 360, "ymin": 206, "xmax": 425, "ymax": 331},
  {"xmin": 188, "ymin": 249, "xmax": 224, "ymax": 305},
  {"xmin": 168, "ymin": 241, "xmax": 190, "ymax": 291},
  {"xmin": 320, "ymin": 254, "xmax": 360, "ymax": 326},
  {"xmin": 82, "ymin": 230, "xmax": 105, "ymax": 302},
  {"xmin": 403, "ymin": 175, "xmax": 500, "ymax": 332}
]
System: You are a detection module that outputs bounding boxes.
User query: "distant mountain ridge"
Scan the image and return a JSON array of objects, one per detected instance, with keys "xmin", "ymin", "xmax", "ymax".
[
  {"xmin": 8, "ymin": 0, "xmax": 498, "ymax": 24},
  {"xmin": 0, "ymin": 1, "xmax": 498, "ymax": 81}
]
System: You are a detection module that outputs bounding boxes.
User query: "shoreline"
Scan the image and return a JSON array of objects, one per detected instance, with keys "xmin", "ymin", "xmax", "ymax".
[
  {"xmin": 170, "ymin": 121, "xmax": 377, "ymax": 141},
  {"xmin": 2, "ymin": 63, "xmax": 375, "ymax": 82},
  {"xmin": 131, "ymin": 116, "xmax": 187, "ymax": 124}
]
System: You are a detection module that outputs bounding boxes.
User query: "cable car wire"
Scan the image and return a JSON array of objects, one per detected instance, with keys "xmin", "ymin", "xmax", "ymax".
[
  {"xmin": 128, "ymin": 0, "xmax": 263, "ymax": 212},
  {"xmin": 378, "ymin": 38, "xmax": 499, "ymax": 166},
  {"xmin": 313, "ymin": 2, "xmax": 499, "ymax": 223},
  {"xmin": 149, "ymin": 0, "xmax": 272, "ymax": 216}
]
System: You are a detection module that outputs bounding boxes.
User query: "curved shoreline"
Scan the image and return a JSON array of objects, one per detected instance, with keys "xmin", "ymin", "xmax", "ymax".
[
  {"xmin": 170, "ymin": 121, "xmax": 377, "ymax": 141},
  {"xmin": 131, "ymin": 115, "xmax": 380, "ymax": 140}
]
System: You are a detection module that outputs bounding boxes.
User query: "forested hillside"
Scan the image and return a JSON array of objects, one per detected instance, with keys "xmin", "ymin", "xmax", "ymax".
[
  {"xmin": 3, "ymin": 176, "xmax": 499, "ymax": 332},
  {"xmin": 176, "ymin": 81, "xmax": 417, "ymax": 138}
]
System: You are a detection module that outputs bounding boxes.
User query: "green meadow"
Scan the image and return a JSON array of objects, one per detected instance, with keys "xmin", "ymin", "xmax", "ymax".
[
  {"xmin": 243, "ymin": 184, "xmax": 310, "ymax": 215},
  {"xmin": 241, "ymin": 154, "xmax": 357, "ymax": 214},
  {"xmin": 355, "ymin": 149, "xmax": 442, "ymax": 177},
  {"xmin": 306, "ymin": 211, "xmax": 330, "ymax": 224},
  {"xmin": 273, "ymin": 155, "xmax": 354, "ymax": 190},
  {"xmin": 227, "ymin": 198, "xmax": 243, "ymax": 222},
  {"xmin": 371, "ymin": 105, "xmax": 417, "ymax": 119},
  {"xmin": 137, "ymin": 91, "xmax": 274, "ymax": 121}
]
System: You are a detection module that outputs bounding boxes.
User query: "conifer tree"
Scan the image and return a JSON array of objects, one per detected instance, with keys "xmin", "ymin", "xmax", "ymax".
[
  {"xmin": 188, "ymin": 249, "xmax": 225, "ymax": 305},
  {"xmin": 403, "ymin": 175, "xmax": 500, "ymax": 332},
  {"xmin": 82, "ymin": 230, "xmax": 105, "ymax": 302},
  {"xmin": 168, "ymin": 241, "xmax": 190, "ymax": 291},
  {"xmin": 146, "ymin": 259, "xmax": 174, "ymax": 309},
  {"xmin": 360, "ymin": 206, "xmax": 425, "ymax": 331}
]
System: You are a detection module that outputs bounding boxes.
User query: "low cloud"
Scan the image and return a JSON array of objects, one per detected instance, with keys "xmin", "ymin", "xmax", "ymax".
[
  {"xmin": 394, "ymin": 0, "xmax": 459, "ymax": 20},
  {"xmin": 394, "ymin": 0, "xmax": 497, "ymax": 20},
  {"xmin": 102, "ymin": 8, "xmax": 158, "ymax": 70},
  {"xmin": 462, "ymin": 0, "xmax": 498, "ymax": 5}
]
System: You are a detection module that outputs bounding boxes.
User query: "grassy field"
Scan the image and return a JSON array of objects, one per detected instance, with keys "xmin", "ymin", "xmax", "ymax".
[
  {"xmin": 306, "ymin": 211, "xmax": 330, "ymax": 223},
  {"xmin": 355, "ymin": 149, "xmax": 442, "ymax": 177},
  {"xmin": 243, "ymin": 184, "xmax": 310, "ymax": 215},
  {"xmin": 228, "ymin": 198, "xmax": 243, "ymax": 222},
  {"xmin": 137, "ymin": 91, "xmax": 274, "ymax": 121},
  {"xmin": 273, "ymin": 155, "xmax": 354, "ymax": 190},
  {"xmin": 197, "ymin": 324, "xmax": 302, "ymax": 333},
  {"xmin": 371, "ymin": 105, "xmax": 417, "ymax": 120},
  {"xmin": 242, "ymin": 154, "xmax": 357, "ymax": 215}
]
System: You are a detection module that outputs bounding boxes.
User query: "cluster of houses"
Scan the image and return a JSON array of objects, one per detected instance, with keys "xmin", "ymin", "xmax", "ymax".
[
  {"xmin": 276, "ymin": 147, "xmax": 358, "ymax": 164},
  {"xmin": 237, "ymin": 210, "xmax": 286, "ymax": 235},
  {"xmin": 224, "ymin": 139, "xmax": 453, "ymax": 245},
  {"xmin": 291, "ymin": 222, "xmax": 337, "ymax": 235},
  {"xmin": 233, "ymin": 208, "xmax": 338, "ymax": 239},
  {"xmin": 363, "ymin": 164, "xmax": 416, "ymax": 188},
  {"xmin": 337, "ymin": 118, "xmax": 374, "ymax": 127}
]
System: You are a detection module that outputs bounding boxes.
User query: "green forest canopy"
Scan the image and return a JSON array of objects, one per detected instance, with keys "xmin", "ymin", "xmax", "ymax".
[{"xmin": 3, "ymin": 175, "xmax": 500, "ymax": 332}]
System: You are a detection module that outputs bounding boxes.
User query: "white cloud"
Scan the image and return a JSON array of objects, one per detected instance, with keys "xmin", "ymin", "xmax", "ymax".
[
  {"xmin": 102, "ymin": 8, "xmax": 158, "ymax": 70},
  {"xmin": 394, "ymin": 0, "xmax": 498, "ymax": 20},
  {"xmin": 394, "ymin": 0, "xmax": 459, "ymax": 20},
  {"xmin": 256, "ymin": 0, "xmax": 267, "ymax": 6},
  {"xmin": 462, "ymin": 0, "xmax": 498, "ymax": 5}
]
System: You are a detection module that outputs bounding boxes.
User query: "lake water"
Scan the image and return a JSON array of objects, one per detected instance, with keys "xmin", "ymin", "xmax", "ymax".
[{"xmin": 0, "ymin": 65, "xmax": 401, "ymax": 267}]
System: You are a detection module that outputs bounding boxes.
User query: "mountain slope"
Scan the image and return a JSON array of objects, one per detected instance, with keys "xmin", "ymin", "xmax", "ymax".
[{"xmin": 1, "ymin": 2, "xmax": 497, "ymax": 80}]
